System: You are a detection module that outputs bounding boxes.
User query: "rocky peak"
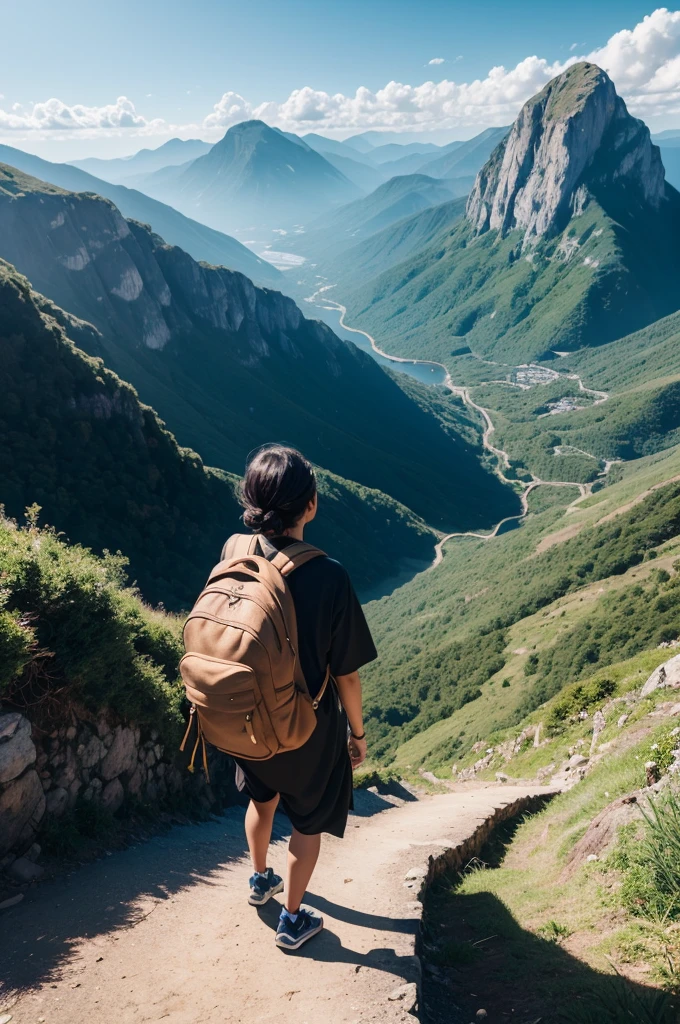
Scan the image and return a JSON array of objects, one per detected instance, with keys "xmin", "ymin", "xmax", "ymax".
[{"xmin": 466, "ymin": 62, "xmax": 666, "ymax": 243}]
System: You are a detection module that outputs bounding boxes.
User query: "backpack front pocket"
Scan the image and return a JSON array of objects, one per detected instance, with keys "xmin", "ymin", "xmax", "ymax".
[{"xmin": 180, "ymin": 653, "xmax": 274, "ymax": 758}]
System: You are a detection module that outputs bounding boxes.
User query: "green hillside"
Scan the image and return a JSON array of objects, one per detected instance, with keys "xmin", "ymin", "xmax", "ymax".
[
  {"xmin": 346, "ymin": 190, "xmax": 680, "ymax": 369},
  {"xmin": 0, "ymin": 163, "xmax": 516, "ymax": 536},
  {"xmin": 362, "ymin": 440, "xmax": 680, "ymax": 764},
  {"xmin": 0, "ymin": 259, "xmax": 443, "ymax": 606},
  {"xmin": 321, "ymin": 197, "xmax": 467, "ymax": 294}
]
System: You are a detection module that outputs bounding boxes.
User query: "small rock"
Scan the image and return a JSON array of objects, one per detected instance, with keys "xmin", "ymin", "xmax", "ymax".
[
  {"xmin": 476, "ymin": 1012, "xmax": 488, "ymax": 1020},
  {"xmin": 101, "ymin": 777, "xmax": 125, "ymax": 813},
  {"xmin": 387, "ymin": 982, "xmax": 418, "ymax": 1010},
  {"xmin": 586, "ymin": 854, "xmax": 599, "ymax": 862},
  {"xmin": 9, "ymin": 856, "xmax": 45, "ymax": 883},
  {"xmin": 24, "ymin": 842, "xmax": 41, "ymax": 862},
  {"xmin": 0, "ymin": 893, "xmax": 24, "ymax": 910},
  {"xmin": 496, "ymin": 772, "xmax": 509, "ymax": 782},
  {"xmin": 567, "ymin": 754, "xmax": 589, "ymax": 769},
  {"xmin": 645, "ymin": 761, "xmax": 661, "ymax": 786},
  {"xmin": 0, "ymin": 1013, "xmax": 13, "ymax": 1023},
  {"xmin": 617, "ymin": 714, "xmax": 629, "ymax": 728},
  {"xmin": 404, "ymin": 866, "xmax": 427, "ymax": 881}
]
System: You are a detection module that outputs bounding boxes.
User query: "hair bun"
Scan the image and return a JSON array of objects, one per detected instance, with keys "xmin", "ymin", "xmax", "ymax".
[{"xmin": 242, "ymin": 507, "xmax": 284, "ymax": 535}]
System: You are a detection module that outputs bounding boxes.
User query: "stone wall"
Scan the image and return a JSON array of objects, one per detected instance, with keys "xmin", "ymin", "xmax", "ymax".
[{"xmin": 0, "ymin": 705, "xmax": 228, "ymax": 879}]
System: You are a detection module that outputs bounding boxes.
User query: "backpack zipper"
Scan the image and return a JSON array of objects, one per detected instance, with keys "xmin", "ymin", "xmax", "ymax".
[{"xmin": 196, "ymin": 587, "xmax": 285, "ymax": 652}]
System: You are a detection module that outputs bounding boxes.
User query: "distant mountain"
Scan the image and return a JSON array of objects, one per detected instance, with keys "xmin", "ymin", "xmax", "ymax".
[
  {"xmin": 302, "ymin": 133, "xmax": 377, "ymax": 166},
  {"xmin": 417, "ymin": 126, "xmax": 510, "ymax": 179},
  {"xmin": 341, "ymin": 133, "xmax": 380, "ymax": 153},
  {"xmin": 0, "ymin": 144, "xmax": 281, "ymax": 288},
  {"xmin": 347, "ymin": 63, "xmax": 680, "ymax": 366},
  {"xmin": 0, "ymin": 163, "xmax": 515, "ymax": 536},
  {"xmin": 652, "ymin": 129, "xmax": 680, "ymax": 141},
  {"xmin": 293, "ymin": 173, "xmax": 459, "ymax": 261},
  {"xmin": 374, "ymin": 143, "xmax": 463, "ymax": 179},
  {"xmin": 144, "ymin": 120, "xmax": 361, "ymax": 233},
  {"xmin": 329, "ymin": 196, "xmax": 467, "ymax": 293},
  {"xmin": 70, "ymin": 138, "xmax": 212, "ymax": 183},
  {"xmin": 661, "ymin": 147, "xmax": 680, "ymax": 190},
  {"xmin": 363, "ymin": 141, "xmax": 441, "ymax": 165}
]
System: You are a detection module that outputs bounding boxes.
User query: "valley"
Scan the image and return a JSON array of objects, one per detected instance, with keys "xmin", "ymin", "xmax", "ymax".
[{"xmin": 4, "ymin": 33, "xmax": 680, "ymax": 1021}]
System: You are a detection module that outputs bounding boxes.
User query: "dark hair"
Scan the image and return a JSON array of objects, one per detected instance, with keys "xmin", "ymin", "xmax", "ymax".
[{"xmin": 241, "ymin": 445, "xmax": 317, "ymax": 536}]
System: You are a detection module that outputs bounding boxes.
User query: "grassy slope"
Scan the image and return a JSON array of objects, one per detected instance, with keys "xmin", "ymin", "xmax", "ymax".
[
  {"xmin": 347, "ymin": 188, "xmax": 680, "ymax": 368},
  {"xmin": 0, "ymin": 259, "xmax": 438, "ymax": 606},
  {"xmin": 424, "ymin": 693, "xmax": 680, "ymax": 1020},
  {"xmin": 364, "ymin": 440, "xmax": 680, "ymax": 761},
  {"xmin": 376, "ymin": 441, "xmax": 680, "ymax": 770}
]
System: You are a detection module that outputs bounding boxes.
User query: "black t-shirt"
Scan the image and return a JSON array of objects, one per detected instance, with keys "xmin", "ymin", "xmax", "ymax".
[{"xmin": 226, "ymin": 534, "xmax": 377, "ymax": 698}]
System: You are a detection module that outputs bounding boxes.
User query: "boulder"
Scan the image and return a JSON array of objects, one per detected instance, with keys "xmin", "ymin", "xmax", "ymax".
[
  {"xmin": 641, "ymin": 654, "xmax": 680, "ymax": 697},
  {"xmin": 79, "ymin": 733, "xmax": 106, "ymax": 769},
  {"xmin": 45, "ymin": 786, "xmax": 69, "ymax": 818},
  {"xmin": 563, "ymin": 792, "xmax": 643, "ymax": 876},
  {"xmin": 100, "ymin": 726, "xmax": 137, "ymax": 780},
  {"xmin": 54, "ymin": 746, "xmax": 78, "ymax": 789},
  {"xmin": 101, "ymin": 777, "xmax": 124, "ymax": 813},
  {"xmin": 567, "ymin": 754, "xmax": 589, "ymax": 769},
  {"xmin": 0, "ymin": 715, "xmax": 36, "ymax": 784},
  {"xmin": 9, "ymin": 856, "xmax": 45, "ymax": 883},
  {"xmin": 0, "ymin": 711, "xmax": 22, "ymax": 741},
  {"xmin": 0, "ymin": 769, "xmax": 46, "ymax": 856}
]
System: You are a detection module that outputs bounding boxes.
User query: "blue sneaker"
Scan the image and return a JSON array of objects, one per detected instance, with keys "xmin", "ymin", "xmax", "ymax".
[
  {"xmin": 248, "ymin": 867, "xmax": 284, "ymax": 906},
  {"xmin": 275, "ymin": 906, "xmax": 324, "ymax": 950}
]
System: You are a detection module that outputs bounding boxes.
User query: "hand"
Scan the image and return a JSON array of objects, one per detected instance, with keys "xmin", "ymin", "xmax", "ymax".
[{"xmin": 348, "ymin": 735, "xmax": 367, "ymax": 770}]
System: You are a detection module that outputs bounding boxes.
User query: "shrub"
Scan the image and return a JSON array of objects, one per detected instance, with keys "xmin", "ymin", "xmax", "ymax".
[{"xmin": 546, "ymin": 676, "xmax": 617, "ymax": 734}]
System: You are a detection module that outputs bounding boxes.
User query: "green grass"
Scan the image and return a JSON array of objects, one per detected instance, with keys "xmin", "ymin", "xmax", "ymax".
[
  {"xmin": 0, "ymin": 511, "xmax": 186, "ymax": 746},
  {"xmin": 421, "ymin": 722, "xmax": 680, "ymax": 1021}
]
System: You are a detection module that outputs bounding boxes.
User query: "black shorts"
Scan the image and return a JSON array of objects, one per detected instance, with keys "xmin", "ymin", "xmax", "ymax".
[{"xmin": 233, "ymin": 683, "xmax": 353, "ymax": 838}]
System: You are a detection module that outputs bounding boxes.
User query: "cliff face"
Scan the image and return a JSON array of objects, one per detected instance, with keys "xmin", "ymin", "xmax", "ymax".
[
  {"xmin": 0, "ymin": 166, "xmax": 323, "ymax": 363},
  {"xmin": 466, "ymin": 63, "xmax": 667, "ymax": 243}
]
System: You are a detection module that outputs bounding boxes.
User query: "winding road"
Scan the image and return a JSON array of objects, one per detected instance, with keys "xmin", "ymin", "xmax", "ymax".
[{"xmin": 312, "ymin": 294, "xmax": 611, "ymax": 568}]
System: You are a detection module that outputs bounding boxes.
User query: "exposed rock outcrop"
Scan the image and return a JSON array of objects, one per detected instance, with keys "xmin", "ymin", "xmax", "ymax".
[{"xmin": 466, "ymin": 62, "xmax": 666, "ymax": 244}]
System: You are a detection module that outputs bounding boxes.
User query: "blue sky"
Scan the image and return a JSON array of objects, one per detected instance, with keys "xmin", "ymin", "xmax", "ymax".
[{"xmin": 1, "ymin": 2, "xmax": 680, "ymax": 159}]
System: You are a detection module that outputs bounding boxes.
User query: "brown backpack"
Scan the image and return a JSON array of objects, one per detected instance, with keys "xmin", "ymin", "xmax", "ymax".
[{"xmin": 179, "ymin": 534, "xmax": 329, "ymax": 776}]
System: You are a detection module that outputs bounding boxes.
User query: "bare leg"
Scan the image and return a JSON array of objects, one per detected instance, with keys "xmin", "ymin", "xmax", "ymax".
[
  {"xmin": 245, "ymin": 794, "xmax": 279, "ymax": 873},
  {"xmin": 285, "ymin": 829, "xmax": 321, "ymax": 913}
]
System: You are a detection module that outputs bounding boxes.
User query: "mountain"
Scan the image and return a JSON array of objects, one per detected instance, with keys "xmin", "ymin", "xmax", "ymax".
[
  {"xmin": 363, "ymin": 141, "xmax": 441, "ymax": 164},
  {"xmin": 347, "ymin": 64, "xmax": 680, "ymax": 366},
  {"xmin": 144, "ymin": 120, "xmax": 361, "ymax": 233},
  {"xmin": 652, "ymin": 129, "xmax": 680, "ymax": 141},
  {"xmin": 0, "ymin": 144, "xmax": 282, "ymax": 289},
  {"xmin": 418, "ymin": 126, "xmax": 510, "ymax": 179},
  {"xmin": 0, "ymin": 256, "xmax": 445, "ymax": 605},
  {"xmin": 660, "ymin": 146, "xmax": 680, "ymax": 191},
  {"xmin": 0, "ymin": 163, "xmax": 516, "ymax": 537},
  {"xmin": 70, "ymin": 138, "xmax": 212, "ymax": 183},
  {"xmin": 292, "ymin": 173, "xmax": 459, "ymax": 261},
  {"xmin": 329, "ymin": 196, "xmax": 467, "ymax": 293},
  {"xmin": 0, "ymin": 257, "xmax": 242, "ymax": 609}
]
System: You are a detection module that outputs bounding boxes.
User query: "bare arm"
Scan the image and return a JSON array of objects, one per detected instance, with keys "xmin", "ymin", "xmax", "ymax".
[{"xmin": 335, "ymin": 670, "xmax": 367, "ymax": 769}]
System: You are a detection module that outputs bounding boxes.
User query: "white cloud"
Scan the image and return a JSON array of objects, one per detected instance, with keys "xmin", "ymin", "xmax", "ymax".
[
  {"xmin": 569, "ymin": 43, "xmax": 578, "ymax": 51},
  {"xmin": 3, "ymin": 8, "xmax": 680, "ymax": 145},
  {"xmin": 0, "ymin": 95, "xmax": 165, "ymax": 133}
]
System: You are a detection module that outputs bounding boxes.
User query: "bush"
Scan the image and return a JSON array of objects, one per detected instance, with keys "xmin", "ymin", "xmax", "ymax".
[
  {"xmin": 0, "ymin": 512, "xmax": 185, "ymax": 744},
  {"xmin": 546, "ymin": 676, "xmax": 617, "ymax": 734}
]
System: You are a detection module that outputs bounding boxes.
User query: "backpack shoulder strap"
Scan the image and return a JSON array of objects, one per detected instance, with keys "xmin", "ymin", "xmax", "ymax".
[
  {"xmin": 270, "ymin": 541, "xmax": 326, "ymax": 577},
  {"xmin": 220, "ymin": 533, "xmax": 260, "ymax": 561}
]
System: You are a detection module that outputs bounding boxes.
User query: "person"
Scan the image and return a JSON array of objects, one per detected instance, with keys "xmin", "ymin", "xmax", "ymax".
[{"xmin": 228, "ymin": 444, "xmax": 377, "ymax": 952}]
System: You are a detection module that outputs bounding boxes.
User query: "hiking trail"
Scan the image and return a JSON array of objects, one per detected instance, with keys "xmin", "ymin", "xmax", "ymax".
[{"xmin": 1, "ymin": 784, "xmax": 551, "ymax": 1024}]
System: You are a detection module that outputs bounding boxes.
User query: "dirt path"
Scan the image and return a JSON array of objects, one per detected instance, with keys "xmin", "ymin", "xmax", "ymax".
[{"xmin": 1, "ymin": 784, "xmax": 549, "ymax": 1024}]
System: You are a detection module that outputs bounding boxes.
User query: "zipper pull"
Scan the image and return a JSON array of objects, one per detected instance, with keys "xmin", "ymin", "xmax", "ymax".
[{"xmin": 245, "ymin": 713, "xmax": 257, "ymax": 745}]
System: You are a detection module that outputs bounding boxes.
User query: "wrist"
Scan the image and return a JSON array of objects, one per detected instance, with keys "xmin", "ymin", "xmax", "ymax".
[{"xmin": 350, "ymin": 727, "xmax": 366, "ymax": 741}]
